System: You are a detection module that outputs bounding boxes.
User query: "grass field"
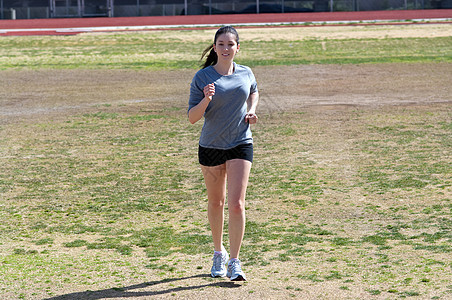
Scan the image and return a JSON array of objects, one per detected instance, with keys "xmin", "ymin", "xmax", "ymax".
[
  {"xmin": 1, "ymin": 24, "xmax": 451, "ymax": 70},
  {"xmin": 0, "ymin": 23, "xmax": 451, "ymax": 299}
]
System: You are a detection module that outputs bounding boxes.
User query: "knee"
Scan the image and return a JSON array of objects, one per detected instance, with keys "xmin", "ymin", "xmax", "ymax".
[
  {"xmin": 228, "ymin": 199, "xmax": 245, "ymax": 215},
  {"xmin": 209, "ymin": 197, "xmax": 225, "ymax": 209}
]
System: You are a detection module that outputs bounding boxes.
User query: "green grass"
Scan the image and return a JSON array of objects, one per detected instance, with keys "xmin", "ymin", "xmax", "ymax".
[
  {"xmin": 1, "ymin": 104, "xmax": 450, "ymax": 298},
  {"xmin": 0, "ymin": 30, "xmax": 450, "ymax": 70}
]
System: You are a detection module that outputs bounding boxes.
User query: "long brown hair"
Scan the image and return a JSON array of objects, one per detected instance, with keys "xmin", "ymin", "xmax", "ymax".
[{"xmin": 200, "ymin": 26, "xmax": 239, "ymax": 69}]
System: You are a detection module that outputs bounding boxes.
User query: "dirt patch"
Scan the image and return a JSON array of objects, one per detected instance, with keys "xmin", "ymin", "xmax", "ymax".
[
  {"xmin": 92, "ymin": 23, "xmax": 452, "ymax": 43},
  {"xmin": 0, "ymin": 69, "xmax": 191, "ymax": 124},
  {"xmin": 240, "ymin": 23, "xmax": 452, "ymax": 41},
  {"xmin": 256, "ymin": 63, "xmax": 451, "ymax": 111},
  {"xmin": 1, "ymin": 63, "xmax": 450, "ymax": 125}
]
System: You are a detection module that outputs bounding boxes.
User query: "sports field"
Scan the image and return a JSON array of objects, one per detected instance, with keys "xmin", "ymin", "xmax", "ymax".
[{"xmin": 0, "ymin": 19, "xmax": 451, "ymax": 299}]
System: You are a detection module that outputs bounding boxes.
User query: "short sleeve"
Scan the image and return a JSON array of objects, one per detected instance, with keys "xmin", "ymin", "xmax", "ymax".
[
  {"xmin": 248, "ymin": 68, "xmax": 258, "ymax": 94},
  {"xmin": 188, "ymin": 72, "xmax": 205, "ymax": 113}
]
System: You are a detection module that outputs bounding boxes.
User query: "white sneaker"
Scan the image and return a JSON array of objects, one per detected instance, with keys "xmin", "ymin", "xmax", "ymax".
[
  {"xmin": 210, "ymin": 248, "xmax": 229, "ymax": 278},
  {"xmin": 227, "ymin": 259, "xmax": 247, "ymax": 281}
]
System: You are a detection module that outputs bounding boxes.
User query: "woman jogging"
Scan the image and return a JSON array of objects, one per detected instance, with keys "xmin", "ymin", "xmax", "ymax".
[{"xmin": 188, "ymin": 26, "xmax": 259, "ymax": 281}]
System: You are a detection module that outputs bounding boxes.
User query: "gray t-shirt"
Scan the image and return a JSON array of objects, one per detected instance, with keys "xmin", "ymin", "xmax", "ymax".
[{"xmin": 189, "ymin": 63, "xmax": 258, "ymax": 150}]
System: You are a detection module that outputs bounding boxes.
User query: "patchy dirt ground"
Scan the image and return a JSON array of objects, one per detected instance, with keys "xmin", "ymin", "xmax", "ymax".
[
  {"xmin": 1, "ymin": 63, "xmax": 451, "ymax": 300},
  {"xmin": 116, "ymin": 23, "xmax": 452, "ymax": 43},
  {"xmin": 1, "ymin": 63, "xmax": 451, "ymax": 125}
]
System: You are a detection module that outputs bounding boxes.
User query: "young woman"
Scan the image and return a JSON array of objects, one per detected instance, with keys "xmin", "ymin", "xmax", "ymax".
[{"xmin": 188, "ymin": 26, "xmax": 259, "ymax": 281}]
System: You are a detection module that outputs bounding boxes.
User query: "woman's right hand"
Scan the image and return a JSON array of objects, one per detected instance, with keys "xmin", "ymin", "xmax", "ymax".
[
  {"xmin": 203, "ymin": 83, "xmax": 215, "ymax": 101},
  {"xmin": 189, "ymin": 83, "xmax": 215, "ymax": 124}
]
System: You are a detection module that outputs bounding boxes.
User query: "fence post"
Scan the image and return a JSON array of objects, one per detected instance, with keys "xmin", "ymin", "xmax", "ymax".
[
  {"xmin": 10, "ymin": 8, "xmax": 16, "ymax": 19},
  {"xmin": 77, "ymin": 0, "xmax": 82, "ymax": 17},
  {"xmin": 108, "ymin": 0, "xmax": 113, "ymax": 17}
]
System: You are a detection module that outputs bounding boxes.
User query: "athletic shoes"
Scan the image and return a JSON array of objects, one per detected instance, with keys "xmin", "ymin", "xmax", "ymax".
[
  {"xmin": 227, "ymin": 259, "xmax": 247, "ymax": 281},
  {"xmin": 210, "ymin": 250, "xmax": 229, "ymax": 278}
]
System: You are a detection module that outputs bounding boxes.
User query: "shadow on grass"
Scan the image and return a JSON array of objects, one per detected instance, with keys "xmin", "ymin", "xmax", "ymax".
[{"xmin": 44, "ymin": 274, "xmax": 241, "ymax": 299}]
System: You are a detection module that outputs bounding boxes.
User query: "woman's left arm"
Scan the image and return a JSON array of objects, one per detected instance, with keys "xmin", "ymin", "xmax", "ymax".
[{"xmin": 245, "ymin": 91, "xmax": 259, "ymax": 124}]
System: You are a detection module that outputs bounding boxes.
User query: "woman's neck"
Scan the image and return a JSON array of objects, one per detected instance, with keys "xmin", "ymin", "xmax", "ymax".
[{"xmin": 214, "ymin": 61, "xmax": 234, "ymax": 76}]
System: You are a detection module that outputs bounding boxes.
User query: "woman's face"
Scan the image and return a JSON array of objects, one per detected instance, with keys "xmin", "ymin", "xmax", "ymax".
[{"xmin": 213, "ymin": 33, "xmax": 240, "ymax": 62}]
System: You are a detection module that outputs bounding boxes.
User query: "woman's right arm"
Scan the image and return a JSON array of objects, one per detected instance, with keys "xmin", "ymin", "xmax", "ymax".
[{"xmin": 188, "ymin": 83, "xmax": 215, "ymax": 124}]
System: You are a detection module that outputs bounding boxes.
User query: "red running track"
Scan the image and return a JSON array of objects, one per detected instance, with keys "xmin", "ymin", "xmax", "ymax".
[{"xmin": 1, "ymin": 9, "xmax": 451, "ymax": 36}]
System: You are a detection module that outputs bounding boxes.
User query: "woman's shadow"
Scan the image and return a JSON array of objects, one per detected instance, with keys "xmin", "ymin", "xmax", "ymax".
[{"xmin": 44, "ymin": 273, "xmax": 241, "ymax": 299}]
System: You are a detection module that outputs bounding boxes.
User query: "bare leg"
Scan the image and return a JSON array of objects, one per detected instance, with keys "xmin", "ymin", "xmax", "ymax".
[
  {"xmin": 201, "ymin": 164, "xmax": 227, "ymax": 252},
  {"xmin": 226, "ymin": 159, "xmax": 252, "ymax": 259}
]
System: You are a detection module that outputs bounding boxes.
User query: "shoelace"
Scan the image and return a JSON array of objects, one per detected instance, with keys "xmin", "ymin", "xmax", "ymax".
[
  {"xmin": 229, "ymin": 260, "xmax": 242, "ymax": 273},
  {"xmin": 213, "ymin": 253, "xmax": 224, "ymax": 269}
]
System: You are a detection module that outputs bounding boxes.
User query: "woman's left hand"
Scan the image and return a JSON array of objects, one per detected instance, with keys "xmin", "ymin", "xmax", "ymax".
[{"xmin": 245, "ymin": 113, "xmax": 258, "ymax": 124}]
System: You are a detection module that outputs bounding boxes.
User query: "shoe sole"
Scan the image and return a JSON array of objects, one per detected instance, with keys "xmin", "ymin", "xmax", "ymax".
[{"xmin": 230, "ymin": 275, "xmax": 246, "ymax": 281}]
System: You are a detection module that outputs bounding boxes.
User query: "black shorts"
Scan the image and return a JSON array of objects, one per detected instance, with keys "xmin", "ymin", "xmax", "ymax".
[{"xmin": 198, "ymin": 143, "xmax": 253, "ymax": 166}]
